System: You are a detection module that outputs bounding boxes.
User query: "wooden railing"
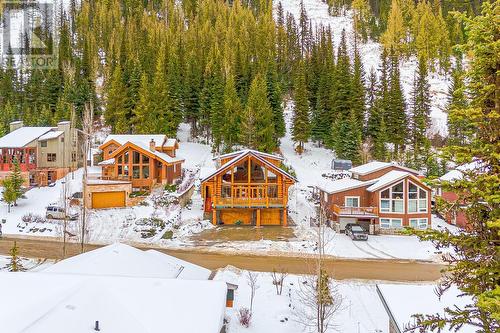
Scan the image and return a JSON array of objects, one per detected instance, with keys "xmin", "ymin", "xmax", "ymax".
[
  {"xmin": 217, "ymin": 197, "xmax": 283, "ymax": 208},
  {"xmin": 332, "ymin": 205, "xmax": 378, "ymax": 216}
]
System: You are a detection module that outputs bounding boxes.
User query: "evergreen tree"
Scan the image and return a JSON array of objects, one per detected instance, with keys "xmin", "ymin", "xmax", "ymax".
[
  {"xmin": 409, "ymin": 58, "xmax": 431, "ymax": 169},
  {"xmin": 447, "ymin": 60, "xmax": 472, "ymax": 146},
  {"xmin": 381, "ymin": 0, "xmax": 407, "ymax": 56},
  {"xmin": 150, "ymin": 48, "xmax": 175, "ymax": 137},
  {"xmin": 408, "ymin": 3, "xmax": 499, "ymax": 331},
  {"xmin": 2, "ymin": 177, "xmax": 17, "ymax": 213},
  {"xmin": 241, "ymin": 74, "xmax": 276, "ymax": 153},
  {"xmin": 292, "ymin": 61, "xmax": 310, "ymax": 153},
  {"xmin": 133, "ymin": 73, "xmax": 155, "ymax": 133},
  {"xmin": 351, "ymin": 42, "xmax": 366, "ymax": 132},
  {"xmin": 5, "ymin": 241, "xmax": 25, "ymax": 272},
  {"xmin": 332, "ymin": 110, "xmax": 362, "ymax": 164},
  {"xmin": 352, "ymin": 0, "xmax": 371, "ymax": 41},
  {"xmin": 10, "ymin": 159, "xmax": 24, "ymax": 205},
  {"xmin": 267, "ymin": 65, "xmax": 285, "ymax": 141},
  {"xmin": 105, "ymin": 64, "xmax": 129, "ymax": 133},
  {"xmin": 222, "ymin": 75, "xmax": 243, "ymax": 152},
  {"xmin": 385, "ymin": 52, "xmax": 407, "ymax": 157}
]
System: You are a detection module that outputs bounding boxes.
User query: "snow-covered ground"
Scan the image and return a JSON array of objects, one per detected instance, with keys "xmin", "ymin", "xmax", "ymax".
[
  {"xmin": 276, "ymin": 0, "xmax": 450, "ymax": 136},
  {"xmin": 214, "ymin": 266, "xmax": 390, "ymax": 333},
  {"xmin": 0, "ymin": 255, "xmax": 53, "ymax": 272}
]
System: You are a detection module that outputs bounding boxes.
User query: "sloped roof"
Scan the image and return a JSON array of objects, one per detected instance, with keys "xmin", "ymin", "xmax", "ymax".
[
  {"xmin": 201, "ymin": 150, "xmax": 297, "ymax": 183},
  {"xmin": 109, "ymin": 141, "xmax": 184, "ymax": 165},
  {"xmin": 43, "ymin": 243, "xmax": 207, "ymax": 279},
  {"xmin": 215, "ymin": 149, "xmax": 284, "ymax": 162},
  {"xmin": 439, "ymin": 160, "xmax": 483, "ymax": 182},
  {"xmin": 0, "ymin": 127, "xmax": 54, "ymax": 148},
  {"xmin": 101, "ymin": 134, "xmax": 177, "ymax": 149},
  {"xmin": 377, "ymin": 284, "xmax": 474, "ymax": 333},
  {"xmin": 350, "ymin": 161, "xmax": 419, "ymax": 176},
  {"xmin": 0, "ymin": 272, "xmax": 226, "ymax": 333},
  {"xmin": 367, "ymin": 170, "xmax": 411, "ymax": 192},
  {"xmin": 38, "ymin": 130, "xmax": 64, "ymax": 141},
  {"xmin": 318, "ymin": 178, "xmax": 376, "ymax": 194}
]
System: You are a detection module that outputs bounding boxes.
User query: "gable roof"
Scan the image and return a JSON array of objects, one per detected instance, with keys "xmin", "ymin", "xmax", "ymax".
[
  {"xmin": 43, "ymin": 243, "xmax": 209, "ymax": 280},
  {"xmin": 215, "ymin": 149, "xmax": 284, "ymax": 162},
  {"xmin": 109, "ymin": 141, "xmax": 184, "ymax": 165},
  {"xmin": 0, "ymin": 272, "xmax": 226, "ymax": 333},
  {"xmin": 366, "ymin": 170, "xmax": 428, "ymax": 192},
  {"xmin": 350, "ymin": 161, "xmax": 419, "ymax": 176},
  {"xmin": 100, "ymin": 134, "xmax": 177, "ymax": 150},
  {"xmin": 38, "ymin": 130, "xmax": 64, "ymax": 141},
  {"xmin": 0, "ymin": 127, "xmax": 54, "ymax": 148},
  {"xmin": 318, "ymin": 178, "xmax": 376, "ymax": 194},
  {"xmin": 202, "ymin": 150, "xmax": 296, "ymax": 183}
]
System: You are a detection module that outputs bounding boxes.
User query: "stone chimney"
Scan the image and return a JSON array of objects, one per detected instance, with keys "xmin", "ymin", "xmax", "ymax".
[
  {"xmin": 149, "ymin": 139, "xmax": 156, "ymax": 151},
  {"xmin": 9, "ymin": 121, "xmax": 24, "ymax": 132}
]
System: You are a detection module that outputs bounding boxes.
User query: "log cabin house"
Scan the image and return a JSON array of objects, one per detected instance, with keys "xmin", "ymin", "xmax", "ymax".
[
  {"xmin": 318, "ymin": 161, "xmax": 431, "ymax": 234},
  {"xmin": 201, "ymin": 150, "xmax": 296, "ymax": 226},
  {"xmin": 86, "ymin": 135, "xmax": 184, "ymax": 209}
]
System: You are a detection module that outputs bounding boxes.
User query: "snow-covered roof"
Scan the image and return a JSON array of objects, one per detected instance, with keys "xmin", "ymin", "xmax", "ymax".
[
  {"xmin": 38, "ymin": 130, "xmax": 64, "ymax": 141},
  {"xmin": 202, "ymin": 150, "xmax": 296, "ymax": 183},
  {"xmin": 102, "ymin": 134, "xmax": 177, "ymax": 148},
  {"xmin": 215, "ymin": 149, "xmax": 284, "ymax": 162},
  {"xmin": 367, "ymin": 170, "xmax": 411, "ymax": 192},
  {"xmin": 377, "ymin": 284, "xmax": 474, "ymax": 333},
  {"xmin": 318, "ymin": 178, "xmax": 375, "ymax": 194},
  {"xmin": 0, "ymin": 126, "xmax": 54, "ymax": 148},
  {"xmin": 98, "ymin": 157, "xmax": 115, "ymax": 166},
  {"xmin": 439, "ymin": 161, "xmax": 482, "ymax": 182},
  {"xmin": 0, "ymin": 272, "xmax": 226, "ymax": 333},
  {"xmin": 145, "ymin": 249, "xmax": 211, "ymax": 280},
  {"xmin": 43, "ymin": 243, "xmax": 209, "ymax": 280},
  {"xmin": 350, "ymin": 161, "xmax": 419, "ymax": 176},
  {"xmin": 132, "ymin": 141, "xmax": 184, "ymax": 164}
]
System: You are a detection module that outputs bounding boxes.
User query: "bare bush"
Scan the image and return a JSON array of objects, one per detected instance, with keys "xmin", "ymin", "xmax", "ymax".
[
  {"xmin": 246, "ymin": 271, "xmax": 259, "ymax": 314},
  {"xmin": 237, "ymin": 307, "xmax": 252, "ymax": 328},
  {"xmin": 271, "ymin": 267, "xmax": 289, "ymax": 295}
]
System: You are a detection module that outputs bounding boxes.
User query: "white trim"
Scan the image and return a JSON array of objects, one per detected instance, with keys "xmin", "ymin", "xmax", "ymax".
[
  {"xmin": 345, "ymin": 196, "xmax": 360, "ymax": 208},
  {"xmin": 380, "ymin": 218, "xmax": 403, "ymax": 229},
  {"xmin": 407, "ymin": 180, "xmax": 428, "ymax": 214},
  {"xmin": 378, "ymin": 180, "xmax": 405, "ymax": 214},
  {"xmin": 409, "ymin": 218, "xmax": 429, "ymax": 229}
]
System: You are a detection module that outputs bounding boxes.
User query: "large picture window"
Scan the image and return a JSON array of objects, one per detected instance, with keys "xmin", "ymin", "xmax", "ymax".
[
  {"xmin": 408, "ymin": 182, "xmax": 428, "ymax": 213},
  {"xmin": 410, "ymin": 218, "xmax": 428, "ymax": 229},
  {"xmin": 345, "ymin": 196, "xmax": 359, "ymax": 207},
  {"xmin": 380, "ymin": 182, "xmax": 404, "ymax": 213}
]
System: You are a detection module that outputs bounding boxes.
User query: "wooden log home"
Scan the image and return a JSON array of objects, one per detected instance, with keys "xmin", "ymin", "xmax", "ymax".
[{"xmin": 201, "ymin": 150, "xmax": 296, "ymax": 226}]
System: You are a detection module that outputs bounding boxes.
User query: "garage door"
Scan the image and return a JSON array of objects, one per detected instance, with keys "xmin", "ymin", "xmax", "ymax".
[
  {"xmin": 339, "ymin": 217, "xmax": 357, "ymax": 231},
  {"xmin": 220, "ymin": 209, "xmax": 253, "ymax": 225},
  {"xmin": 91, "ymin": 191, "xmax": 126, "ymax": 209},
  {"xmin": 261, "ymin": 209, "xmax": 281, "ymax": 225}
]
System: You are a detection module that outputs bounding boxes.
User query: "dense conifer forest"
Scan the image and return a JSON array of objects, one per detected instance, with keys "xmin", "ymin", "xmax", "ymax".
[{"xmin": 0, "ymin": 0, "xmax": 487, "ymax": 174}]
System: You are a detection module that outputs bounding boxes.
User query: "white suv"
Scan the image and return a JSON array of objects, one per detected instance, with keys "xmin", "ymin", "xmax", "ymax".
[{"xmin": 46, "ymin": 206, "xmax": 78, "ymax": 220}]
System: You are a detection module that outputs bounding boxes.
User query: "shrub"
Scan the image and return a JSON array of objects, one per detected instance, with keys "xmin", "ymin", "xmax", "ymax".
[
  {"xmin": 22, "ymin": 213, "xmax": 33, "ymax": 223},
  {"xmin": 164, "ymin": 184, "xmax": 177, "ymax": 193},
  {"xmin": 162, "ymin": 230, "xmax": 173, "ymax": 239},
  {"xmin": 234, "ymin": 220, "xmax": 243, "ymax": 225},
  {"xmin": 237, "ymin": 308, "xmax": 252, "ymax": 328}
]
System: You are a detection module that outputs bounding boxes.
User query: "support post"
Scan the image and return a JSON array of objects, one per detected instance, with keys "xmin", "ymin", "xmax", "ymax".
[
  {"xmin": 256, "ymin": 209, "xmax": 261, "ymax": 227},
  {"xmin": 283, "ymin": 208, "xmax": 287, "ymax": 227},
  {"xmin": 212, "ymin": 208, "xmax": 217, "ymax": 226}
]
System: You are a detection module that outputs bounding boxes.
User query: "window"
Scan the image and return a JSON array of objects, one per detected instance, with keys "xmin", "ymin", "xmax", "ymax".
[
  {"xmin": 118, "ymin": 156, "xmax": 122, "ymax": 164},
  {"xmin": 142, "ymin": 154, "xmax": 149, "ymax": 164},
  {"xmin": 410, "ymin": 218, "xmax": 428, "ymax": 229},
  {"xmin": 268, "ymin": 185, "xmax": 278, "ymax": 198},
  {"xmin": 380, "ymin": 218, "xmax": 403, "ymax": 229},
  {"xmin": 108, "ymin": 149, "xmax": 114, "ymax": 156},
  {"xmin": 41, "ymin": 141, "xmax": 47, "ymax": 147},
  {"xmin": 133, "ymin": 151, "xmax": 141, "ymax": 164},
  {"xmin": 124, "ymin": 151, "xmax": 129, "ymax": 164},
  {"xmin": 47, "ymin": 153, "xmax": 56, "ymax": 162},
  {"xmin": 345, "ymin": 196, "xmax": 359, "ymax": 207},
  {"xmin": 132, "ymin": 166, "xmax": 140, "ymax": 179},
  {"xmin": 71, "ymin": 152, "xmax": 77, "ymax": 162},
  {"xmin": 222, "ymin": 185, "xmax": 231, "ymax": 198},
  {"xmin": 118, "ymin": 166, "xmax": 123, "ymax": 175},
  {"xmin": 142, "ymin": 165, "xmax": 150, "ymax": 179},
  {"xmin": 380, "ymin": 182, "xmax": 404, "ymax": 213},
  {"xmin": 61, "ymin": 137, "xmax": 64, "ymax": 143},
  {"xmin": 408, "ymin": 182, "xmax": 428, "ymax": 213}
]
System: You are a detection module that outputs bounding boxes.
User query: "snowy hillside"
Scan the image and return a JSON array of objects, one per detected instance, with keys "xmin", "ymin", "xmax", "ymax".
[{"xmin": 276, "ymin": 0, "xmax": 450, "ymax": 136}]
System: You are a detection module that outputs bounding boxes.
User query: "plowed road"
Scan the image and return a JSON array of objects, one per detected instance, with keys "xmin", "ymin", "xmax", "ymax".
[{"xmin": 0, "ymin": 236, "xmax": 444, "ymax": 282}]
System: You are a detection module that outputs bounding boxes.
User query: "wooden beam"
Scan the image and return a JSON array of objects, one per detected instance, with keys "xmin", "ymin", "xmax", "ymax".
[
  {"xmin": 256, "ymin": 209, "xmax": 261, "ymax": 227},
  {"xmin": 283, "ymin": 209, "xmax": 287, "ymax": 227}
]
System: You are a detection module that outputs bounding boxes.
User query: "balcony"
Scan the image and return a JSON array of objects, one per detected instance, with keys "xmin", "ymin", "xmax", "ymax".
[
  {"xmin": 216, "ymin": 196, "xmax": 284, "ymax": 208},
  {"xmin": 332, "ymin": 204, "xmax": 378, "ymax": 217}
]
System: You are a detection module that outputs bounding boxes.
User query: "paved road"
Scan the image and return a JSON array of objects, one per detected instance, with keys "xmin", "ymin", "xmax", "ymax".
[{"xmin": 0, "ymin": 236, "xmax": 444, "ymax": 282}]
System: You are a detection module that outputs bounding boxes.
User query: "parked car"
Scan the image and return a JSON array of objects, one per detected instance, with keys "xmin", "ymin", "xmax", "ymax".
[
  {"xmin": 345, "ymin": 223, "xmax": 368, "ymax": 241},
  {"xmin": 46, "ymin": 206, "xmax": 78, "ymax": 220}
]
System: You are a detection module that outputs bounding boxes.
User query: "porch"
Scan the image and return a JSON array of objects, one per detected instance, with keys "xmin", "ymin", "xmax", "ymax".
[{"xmin": 332, "ymin": 204, "xmax": 379, "ymax": 217}]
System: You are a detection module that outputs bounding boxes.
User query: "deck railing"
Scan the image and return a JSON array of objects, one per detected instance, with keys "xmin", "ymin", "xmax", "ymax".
[{"xmin": 332, "ymin": 204, "xmax": 378, "ymax": 216}]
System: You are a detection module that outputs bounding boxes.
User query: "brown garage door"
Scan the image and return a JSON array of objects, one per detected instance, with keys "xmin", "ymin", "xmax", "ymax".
[{"xmin": 92, "ymin": 191, "xmax": 126, "ymax": 209}]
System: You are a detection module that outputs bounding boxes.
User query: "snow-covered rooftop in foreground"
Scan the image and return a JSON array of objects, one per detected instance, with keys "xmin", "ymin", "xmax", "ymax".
[
  {"xmin": 44, "ymin": 243, "xmax": 210, "ymax": 280},
  {"xmin": 377, "ymin": 284, "xmax": 474, "ymax": 333},
  {"xmin": 350, "ymin": 161, "xmax": 392, "ymax": 175},
  {"xmin": 0, "ymin": 272, "xmax": 226, "ymax": 333},
  {"xmin": 102, "ymin": 134, "xmax": 176, "ymax": 148},
  {"xmin": 0, "ymin": 127, "xmax": 54, "ymax": 148}
]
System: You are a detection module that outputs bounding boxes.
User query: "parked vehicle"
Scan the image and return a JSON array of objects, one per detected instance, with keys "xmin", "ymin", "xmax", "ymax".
[
  {"xmin": 70, "ymin": 192, "xmax": 83, "ymax": 199},
  {"xmin": 345, "ymin": 223, "xmax": 368, "ymax": 241},
  {"xmin": 46, "ymin": 205, "xmax": 78, "ymax": 220}
]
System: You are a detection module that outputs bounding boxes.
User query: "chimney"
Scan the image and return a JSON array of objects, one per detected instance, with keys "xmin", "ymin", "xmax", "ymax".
[
  {"xmin": 149, "ymin": 139, "xmax": 156, "ymax": 151},
  {"xmin": 9, "ymin": 121, "xmax": 23, "ymax": 132},
  {"xmin": 94, "ymin": 320, "xmax": 100, "ymax": 331}
]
